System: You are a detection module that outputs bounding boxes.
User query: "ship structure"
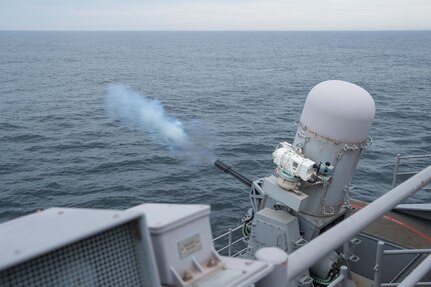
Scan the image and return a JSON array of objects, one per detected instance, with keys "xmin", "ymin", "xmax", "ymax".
[{"xmin": 0, "ymin": 80, "xmax": 430, "ymax": 287}]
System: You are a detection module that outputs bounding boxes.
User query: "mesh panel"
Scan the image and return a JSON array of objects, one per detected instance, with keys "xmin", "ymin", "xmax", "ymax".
[{"xmin": 0, "ymin": 220, "xmax": 153, "ymax": 287}]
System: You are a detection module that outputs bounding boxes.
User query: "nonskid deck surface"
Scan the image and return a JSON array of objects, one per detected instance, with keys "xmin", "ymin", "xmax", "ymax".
[
  {"xmin": 350, "ymin": 199, "xmax": 431, "ymax": 249},
  {"xmin": 349, "ymin": 199, "xmax": 431, "ymax": 286}
]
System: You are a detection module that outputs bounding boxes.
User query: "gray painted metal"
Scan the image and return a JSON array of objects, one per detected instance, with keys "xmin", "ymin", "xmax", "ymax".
[
  {"xmin": 392, "ymin": 154, "xmax": 401, "ymax": 188},
  {"xmin": 382, "ymin": 283, "xmax": 431, "ymax": 286},
  {"xmin": 327, "ymin": 266, "xmax": 348, "ymax": 287},
  {"xmin": 0, "ymin": 208, "xmax": 152, "ymax": 272},
  {"xmin": 286, "ymin": 165, "xmax": 431, "ymax": 282},
  {"xmin": 291, "ymin": 207, "xmax": 346, "ymax": 241},
  {"xmin": 394, "ymin": 204, "xmax": 431, "ymax": 221},
  {"xmin": 374, "ymin": 241, "xmax": 385, "ymax": 287},
  {"xmin": 395, "ymin": 204, "xmax": 431, "ymax": 212},
  {"xmin": 259, "ymin": 176, "xmax": 309, "ymax": 212},
  {"xmin": 255, "ymin": 247, "xmax": 288, "ymax": 287},
  {"xmin": 247, "ymin": 208, "xmax": 300, "ymax": 255},
  {"xmin": 385, "ymin": 249, "xmax": 431, "ymax": 255},
  {"xmin": 292, "ymin": 80, "xmax": 375, "ymax": 217},
  {"xmin": 0, "ymin": 207, "xmax": 161, "ymax": 286},
  {"xmin": 293, "ymin": 123, "xmax": 365, "ymax": 217},
  {"xmin": 349, "ymin": 233, "xmax": 418, "ymax": 282},
  {"xmin": 398, "ymin": 255, "xmax": 431, "ymax": 287}
]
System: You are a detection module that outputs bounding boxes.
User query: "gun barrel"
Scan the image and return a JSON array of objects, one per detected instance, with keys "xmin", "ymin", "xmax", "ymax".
[{"xmin": 214, "ymin": 159, "xmax": 253, "ymax": 188}]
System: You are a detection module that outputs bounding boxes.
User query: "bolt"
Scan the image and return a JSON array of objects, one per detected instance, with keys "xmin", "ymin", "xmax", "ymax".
[
  {"xmin": 207, "ymin": 257, "xmax": 218, "ymax": 268},
  {"xmin": 182, "ymin": 271, "xmax": 193, "ymax": 282}
]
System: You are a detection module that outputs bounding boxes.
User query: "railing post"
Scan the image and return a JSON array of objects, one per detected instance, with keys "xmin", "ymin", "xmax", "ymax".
[
  {"xmin": 374, "ymin": 241, "xmax": 385, "ymax": 287},
  {"xmin": 327, "ymin": 265, "xmax": 349, "ymax": 287},
  {"xmin": 343, "ymin": 241, "xmax": 349, "ymax": 259},
  {"xmin": 228, "ymin": 228, "xmax": 232, "ymax": 257},
  {"xmin": 392, "ymin": 154, "xmax": 401, "ymax": 188},
  {"xmin": 340, "ymin": 265, "xmax": 348, "ymax": 287}
]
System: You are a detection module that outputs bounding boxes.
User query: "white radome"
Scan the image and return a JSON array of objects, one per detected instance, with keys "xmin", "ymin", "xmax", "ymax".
[{"xmin": 300, "ymin": 80, "xmax": 375, "ymax": 143}]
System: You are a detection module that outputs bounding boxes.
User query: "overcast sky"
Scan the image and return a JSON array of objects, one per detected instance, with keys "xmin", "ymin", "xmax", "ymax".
[{"xmin": 1, "ymin": 0, "xmax": 430, "ymax": 31}]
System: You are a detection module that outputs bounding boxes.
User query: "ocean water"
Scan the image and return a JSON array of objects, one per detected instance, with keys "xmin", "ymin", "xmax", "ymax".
[{"xmin": 0, "ymin": 31, "xmax": 430, "ymax": 235}]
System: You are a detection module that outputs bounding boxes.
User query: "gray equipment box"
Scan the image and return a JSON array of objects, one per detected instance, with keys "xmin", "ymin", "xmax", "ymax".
[
  {"xmin": 261, "ymin": 176, "xmax": 309, "ymax": 212},
  {"xmin": 0, "ymin": 207, "xmax": 160, "ymax": 287},
  {"xmin": 248, "ymin": 208, "xmax": 301, "ymax": 254},
  {"xmin": 128, "ymin": 203, "xmax": 214, "ymax": 286}
]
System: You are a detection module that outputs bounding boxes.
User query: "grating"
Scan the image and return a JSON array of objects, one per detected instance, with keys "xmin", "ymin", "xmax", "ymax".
[{"xmin": 0, "ymin": 220, "xmax": 153, "ymax": 287}]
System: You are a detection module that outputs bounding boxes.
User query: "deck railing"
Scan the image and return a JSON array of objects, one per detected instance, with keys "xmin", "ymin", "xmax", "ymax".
[
  {"xmin": 374, "ymin": 241, "xmax": 431, "ymax": 287},
  {"xmin": 286, "ymin": 165, "xmax": 431, "ymax": 282},
  {"xmin": 392, "ymin": 154, "xmax": 431, "ymax": 189},
  {"xmin": 212, "ymin": 225, "xmax": 247, "ymax": 257},
  {"xmin": 213, "ymin": 164, "xmax": 431, "ymax": 286}
]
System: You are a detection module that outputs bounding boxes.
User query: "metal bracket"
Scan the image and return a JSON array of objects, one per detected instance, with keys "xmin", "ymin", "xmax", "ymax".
[
  {"xmin": 297, "ymin": 274, "xmax": 313, "ymax": 286},
  {"xmin": 349, "ymin": 254, "xmax": 360, "ymax": 262},
  {"xmin": 293, "ymin": 238, "xmax": 308, "ymax": 249},
  {"xmin": 361, "ymin": 137, "xmax": 373, "ymax": 149},
  {"xmin": 373, "ymin": 264, "xmax": 379, "ymax": 272},
  {"xmin": 343, "ymin": 144, "xmax": 359, "ymax": 151},
  {"xmin": 322, "ymin": 206, "xmax": 335, "ymax": 216},
  {"xmin": 350, "ymin": 238, "xmax": 361, "ymax": 245}
]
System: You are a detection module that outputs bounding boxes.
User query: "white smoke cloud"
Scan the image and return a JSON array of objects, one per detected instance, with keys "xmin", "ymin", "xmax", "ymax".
[
  {"xmin": 105, "ymin": 84, "xmax": 217, "ymax": 164},
  {"xmin": 105, "ymin": 84, "xmax": 188, "ymax": 148}
]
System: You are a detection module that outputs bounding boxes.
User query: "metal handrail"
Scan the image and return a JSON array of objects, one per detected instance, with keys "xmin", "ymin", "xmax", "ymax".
[
  {"xmin": 213, "ymin": 225, "xmax": 246, "ymax": 257},
  {"xmin": 375, "ymin": 241, "xmax": 431, "ymax": 287},
  {"xmin": 213, "ymin": 164, "xmax": 431, "ymax": 283},
  {"xmin": 213, "ymin": 225, "xmax": 242, "ymax": 242},
  {"xmin": 392, "ymin": 154, "xmax": 431, "ymax": 188},
  {"xmin": 286, "ymin": 165, "xmax": 431, "ymax": 282},
  {"xmin": 385, "ymin": 249, "xmax": 431, "ymax": 255}
]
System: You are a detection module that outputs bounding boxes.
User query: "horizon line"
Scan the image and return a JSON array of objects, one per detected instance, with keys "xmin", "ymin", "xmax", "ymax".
[{"xmin": 1, "ymin": 29, "xmax": 431, "ymax": 32}]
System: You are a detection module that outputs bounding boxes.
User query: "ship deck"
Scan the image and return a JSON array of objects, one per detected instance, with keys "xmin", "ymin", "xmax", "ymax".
[{"xmin": 351, "ymin": 199, "xmax": 431, "ymax": 249}]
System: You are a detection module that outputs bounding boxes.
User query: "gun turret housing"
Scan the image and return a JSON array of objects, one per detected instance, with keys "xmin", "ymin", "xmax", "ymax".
[{"xmin": 292, "ymin": 80, "xmax": 375, "ymax": 216}]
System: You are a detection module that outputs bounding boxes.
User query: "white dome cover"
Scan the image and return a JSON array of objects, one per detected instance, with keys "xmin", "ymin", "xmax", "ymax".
[{"xmin": 300, "ymin": 80, "xmax": 375, "ymax": 143}]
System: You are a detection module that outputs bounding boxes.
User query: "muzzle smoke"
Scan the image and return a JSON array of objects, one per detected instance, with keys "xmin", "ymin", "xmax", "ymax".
[
  {"xmin": 105, "ymin": 84, "xmax": 216, "ymax": 164},
  {"xmin": 106, "ymin": 84, "xmax": 188, "ymax": 147}
]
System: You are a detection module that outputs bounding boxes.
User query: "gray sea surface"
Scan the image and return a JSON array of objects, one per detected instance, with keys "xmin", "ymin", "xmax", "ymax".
[{"xmin": 0, "ymin": 31, "xmax": 430, "ymax": 235}]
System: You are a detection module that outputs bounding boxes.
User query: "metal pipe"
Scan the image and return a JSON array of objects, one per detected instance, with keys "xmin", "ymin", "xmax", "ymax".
[
  {"xmin": 217, "ymin": 245, "xmax": 230, "ymax": 253},
  {"xmin": 397, "ymin": 172, "xmax": 421, "ymax": 176},
  {"xmin": 399, "ymin": 154, "xmax": 431, "ymax": 159},
  {"xmin": 286, "ymin": 165, "xmax": 431, "ymax": 282},
  {"xmin": 231, "ymin": 237, "xmax": 244, "ymax": 246},
  {"xmin": 342, "ymin": 241, "xmax": 349, "ymax": 259},
  {"xmin": 328, "ymin": 266, "xmax": 349, "ymax": 287},
  {"xmin": 340, "ymin": 266, "xmax": 348, "ymax": 287},
  {"xmin": 392, "ymin": 154, "xmax": 401, "ymax": 188},
  {"xmin": 390, "ymin": 255, "xmax": 421, "ymax": 284},
  {"xmin": 385, "ymin": 249, "xmax": 431, "ymax": 255},
  {"xmin": 214, "ymin": 159, "xmax": 253, "ymax": 188},
  {"xmin": 228, "ymin": 228, "xmax": 233, "ymax": 257},
  {"xmin": 382, "ymin": 282, "xmax": 431, "ymax": 287},
  {"xmin": 398, "ymin": 255, "xmax": 431, "ymax": 287},
  {"xmin": 374, "ymin": 241, "xmax": 385, "ymax": 287},
  {"xmin": 213, "ymin": 225, "xmax": 242, "ymax": 241}
]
